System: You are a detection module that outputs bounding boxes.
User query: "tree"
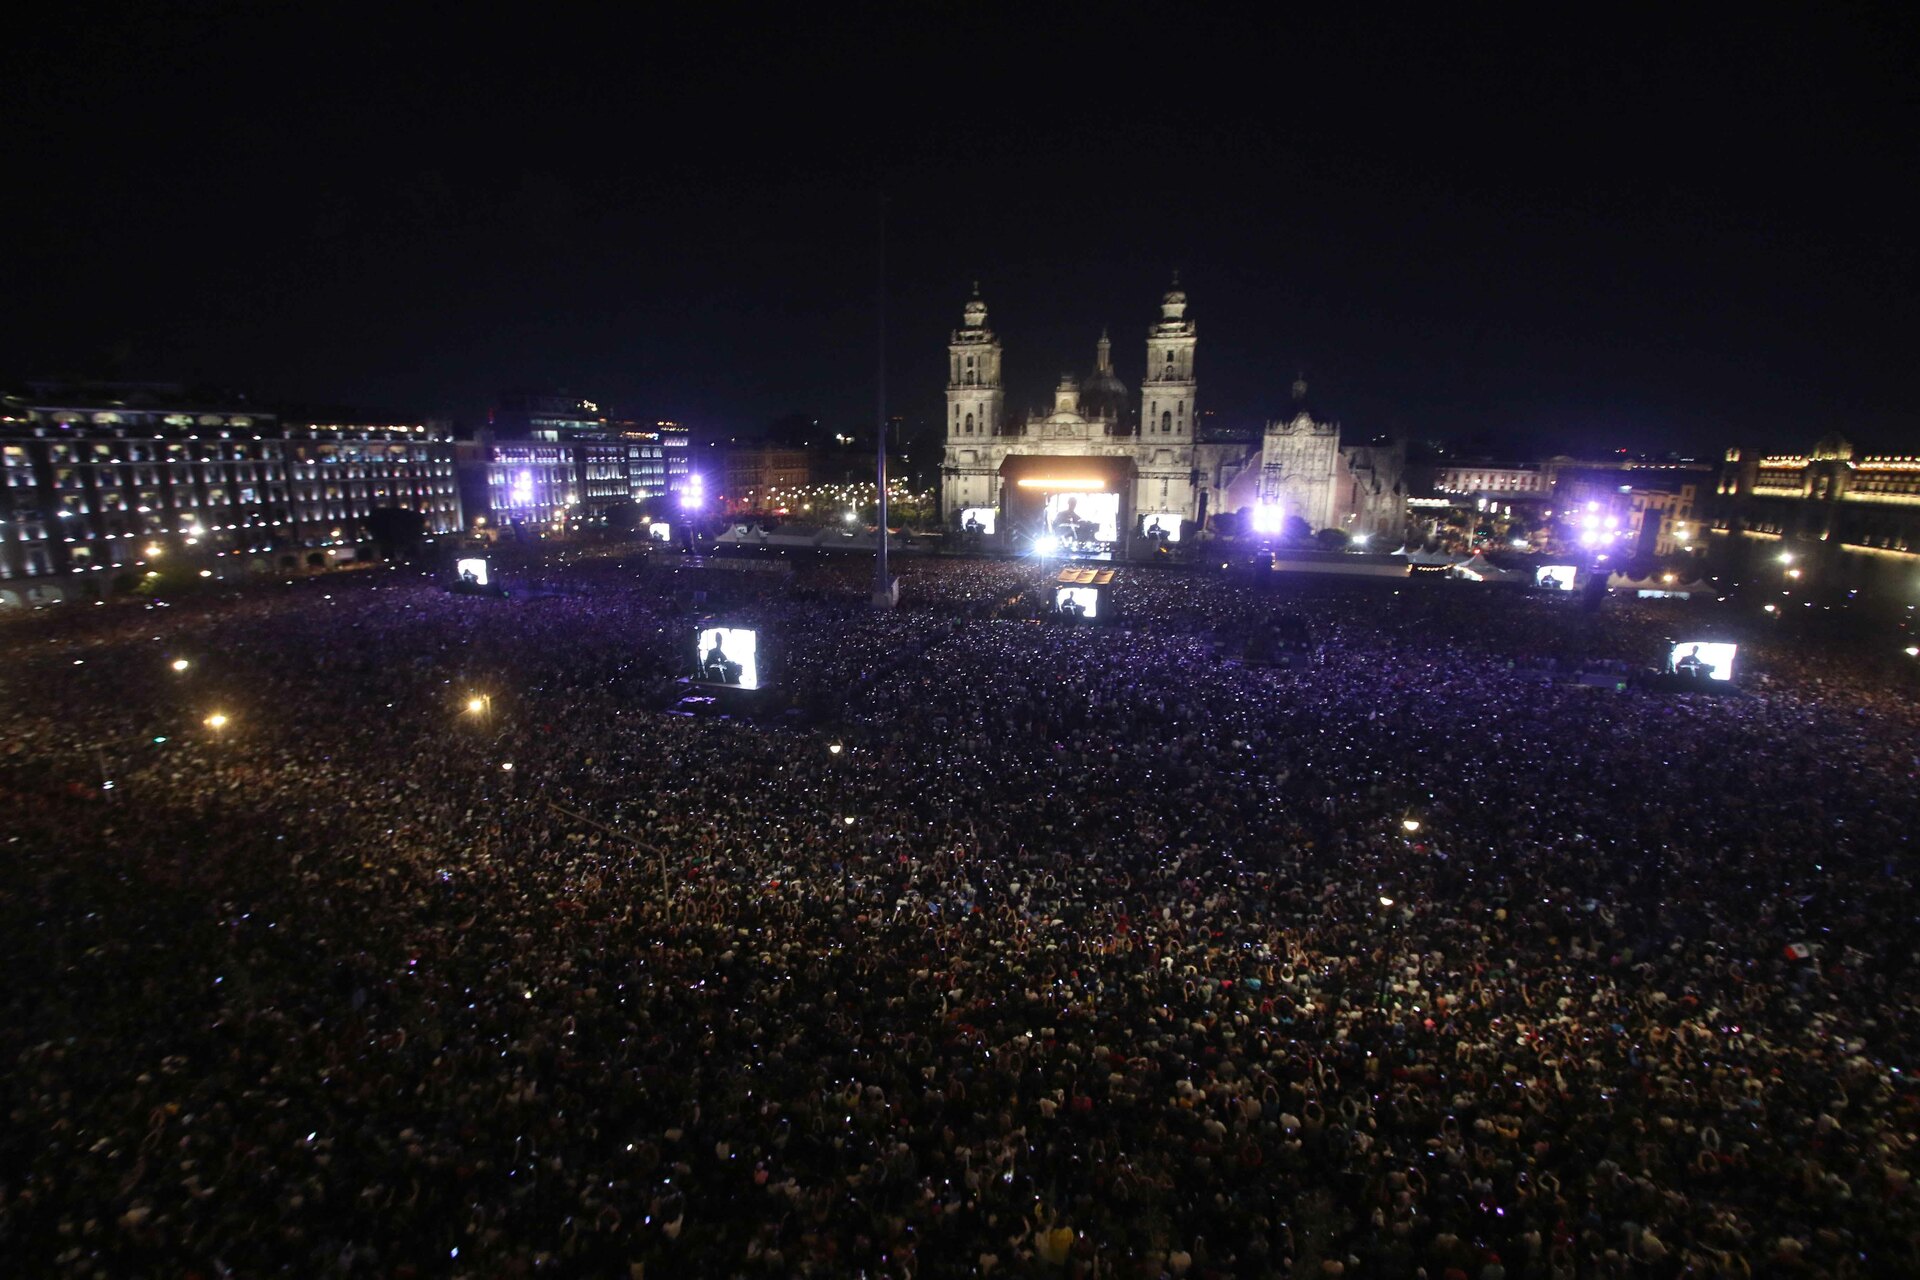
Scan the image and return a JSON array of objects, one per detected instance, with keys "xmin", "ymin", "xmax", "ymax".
[
  {"xmin": 1314, "ymin": 527, "xmax": 1352, "ymax": 551},
  {"xmin": 604, "ymin": 499, "xmax": 639, "ymax": 534},
  {"xmin": 1282, "ymin": 515, "xmax": 1313, "ymax": 543},
  {"xmin": 366, "ymin": 507, "xmax": 427, "ymax": 559}
]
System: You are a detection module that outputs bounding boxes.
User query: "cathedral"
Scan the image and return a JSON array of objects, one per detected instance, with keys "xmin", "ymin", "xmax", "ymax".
[{"xmin": 940, "ymin": 278, "xmax": 1407, "ymax": 550}]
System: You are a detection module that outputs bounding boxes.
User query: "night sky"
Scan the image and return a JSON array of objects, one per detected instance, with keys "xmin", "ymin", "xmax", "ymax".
[{"xmin": 6, "ymin": 6, "xmax": 1915, "ymax": 458}]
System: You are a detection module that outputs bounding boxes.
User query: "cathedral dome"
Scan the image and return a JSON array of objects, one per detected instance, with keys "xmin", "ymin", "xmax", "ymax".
[{"xmin": 1081, "ymin": 366, "xmax": 1129, "ymax": 422}]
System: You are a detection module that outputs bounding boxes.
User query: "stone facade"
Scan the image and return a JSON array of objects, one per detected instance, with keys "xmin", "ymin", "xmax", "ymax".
[
  {"xmin": 940, "ymin": 280, "xmax": 1200, "ymax": 534},
  {"xmin": 939, "ymin": 280, "xmax": 1408, "ymax": 545}
]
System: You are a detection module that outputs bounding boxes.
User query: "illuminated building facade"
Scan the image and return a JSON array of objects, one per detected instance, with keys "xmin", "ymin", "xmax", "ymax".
[
  {"xmin": 720, "ymin": 446, "xmax": 812, "ymax": 513},
  {"xmin": 1713, "ymin": 436, "xmax": 1920, "ymax": 591},
  {"xmin": 1556, "ymin": 469, "xmax": 1700, "ymax": 558},
  {"xmin": 940, "ymin": 281, "xmax": 1407, "ymax": 546},
  {"xmin": 0, "ymin": 384, "xmax": 460, "ymax": 602},
  {"xmin": 281, "ymin": 421, "xmax": 463, "ymax": 551},
  {"xmin": 457, "ymin": 441, "xmax": 579, "ymax": 532},
  {"xmin": 657, "ymin": 420, "xmax": 691, "ymax": 496},
  {"xmin": 491, "ymin": 391, "xmax": 605, "ymax": 440}
]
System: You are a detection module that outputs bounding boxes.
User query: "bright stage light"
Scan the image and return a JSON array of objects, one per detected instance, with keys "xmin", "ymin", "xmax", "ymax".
[
  {"xmin": 1401, "ymin": 818, "xmax": 1421, "ymax": 834},
  {"xmin": 1251, "ymin": 504, "xmax": 1284, "ymax": 535},
  {"xmin": 1014, "ymin": 477, "xmax": 1108, "ymax": 491},
  {"xmin": 171, "ymin": 658, "xmax": 190, "ymax": 672},
  {"xmin": 1033, "ymin": 534, "xmax": 1059, "ymax": 556},
  {"xmin": 204, "ymin": 713, "xmax": 229, "ymax": 730}
]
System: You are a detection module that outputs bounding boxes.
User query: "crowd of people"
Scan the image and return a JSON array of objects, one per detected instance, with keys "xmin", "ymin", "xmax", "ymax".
[{"xmin": 2, "ymin": 550, "xmax": 1917, "ymax": 1278}]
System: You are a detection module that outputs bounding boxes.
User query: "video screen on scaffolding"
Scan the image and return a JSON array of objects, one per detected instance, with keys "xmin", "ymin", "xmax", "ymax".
[
  {"xmin": 694, "ymin": 626, "xmax": 760, "ymax": 689},
  {"xmin": 1043, "ymin": 491, "xmax": 1120, "ymax": 544},
  {"xmin": 1534, "ymin": 565, "xmax": 1577, "ymax": 592},
  {"xmin": 1669, "ymin": 641, "xmax": 1736, "ymax": 682},
  {"xmin": 960, "ymin": 507, "xmax": 998, "ymax": 535},
  {"xmin": 1055, "ymin": 586, "xmax": 1100, "ymax": 619},
  {"xmin": 455, "ymin": 557, "xmax": 491, "ymax": 587},
  {"xmin": 1140, "ymin": 513, "xmax": 1183, "ymax": 543},
  {"xmin": 647, "ymin": 521, "xmax": 672, "ymax": 542}
]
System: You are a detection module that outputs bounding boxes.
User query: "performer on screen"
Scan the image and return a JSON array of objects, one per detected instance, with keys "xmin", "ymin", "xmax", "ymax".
[
  {"xmin": 1053, "ymin": 496, "xmax": 1094, "ymax": 543},
  {"xmin": 461, "ymin": 567, "xmax": 479, "ymax": 585},
  {"xmin": 703, "ymin": 635, "xmax": 742, "ymax": 684},
  {"xmin": 1675, "ymin": 645, "xmax": 1712, "ymax": 679}
]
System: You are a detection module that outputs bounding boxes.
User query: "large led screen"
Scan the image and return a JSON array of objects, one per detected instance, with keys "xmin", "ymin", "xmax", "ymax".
[
  {"xmin": 1055, "ymin": 586, "xmax": 1099, "ymax": 619},
  {"xmin": 1140, "ymin": 513, "xmax": 1183, "ymax": 543},
  {"xmin": 455, "ymin": 557, "xmax": 491, "ymax": 587},
  {"xmin": 960, "ymin": 507, "xmax": 998, "ymax": 535},
  {"xmin": 1043, "ymin": 492, "xmax": 1119, "ymax": 544},
  {"xmin": 695, "ymin": 626, "xmax": 760, "ymax": 689},
  {"xmin": 1669, "ymin": 641, "xmax": 1736, "ymax": 682},
  {"xmin": 1534, "ymin": 565, "xmax": 1576, "ymax": 592},
  {"xmin": 647, "ymin": 521, "xmax": 672, "ymax": 542}
]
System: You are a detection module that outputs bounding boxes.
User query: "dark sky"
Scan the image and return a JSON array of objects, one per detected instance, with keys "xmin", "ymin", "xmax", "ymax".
[{"xmin": 5, "ymin": 5, "xmax": 1916, "ymax": 457}]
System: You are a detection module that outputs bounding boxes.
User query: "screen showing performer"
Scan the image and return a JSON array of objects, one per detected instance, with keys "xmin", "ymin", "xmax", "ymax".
[
  {"xmin": 1669, "ymin": 641, "xmax": 1736, "ymax": 681},
  {"xmin": 1140, "ymin": 513, "xmax": 1183, "ymax": 543},
  {"xmin": 647, "ymin": 521, "xmax": 672, "ymax": 542},
  {"xmin": 455, "ymin": 557, "xmax": 490, "ymax": 587},
  {"xmin": 1535, "ymin": 565, "xmax": 1576, "ymax": 592},
  {"xmin": 1055, "ymin": 586, "xmax": 1100, "ymax": 619},
  {"xmin": 694, "ymin": 626, "xmax": 760, "ymax": 689},
  {"xmin": 960, "ymin": 507, "xmax": 997, "ymax": 535},
  {"xmin": 1042, "ymin": 492, "xmax": 1119, "ymax": 544}
]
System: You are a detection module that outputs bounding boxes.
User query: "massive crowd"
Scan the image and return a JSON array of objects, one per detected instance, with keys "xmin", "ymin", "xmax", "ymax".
[{"xmin": 2, "ymin": 550, "xmax": 1917, "ymax": 1278}]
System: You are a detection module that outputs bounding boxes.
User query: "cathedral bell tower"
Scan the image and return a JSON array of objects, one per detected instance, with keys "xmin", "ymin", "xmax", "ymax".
[
  {"xmin": 946, "ymin": 282, "xmax": 1004, "ymax": 441},
  {"xmin": 942, "ymin": 283, "xmax": 1006, "ymax": 518},
  {"xmin": 1142, "ymin": 274, "xmax": 1197, "ymax": 441}
]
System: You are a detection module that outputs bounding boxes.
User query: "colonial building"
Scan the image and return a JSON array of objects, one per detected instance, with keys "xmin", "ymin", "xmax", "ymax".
[
  {"xmin": 1712, "ymin": 435, "xmax": 1920, "ymax": 593},
  {"xmin": 0, "ymin": 383, "xmax": 460, "ymax": 603},
  {"xmin": 940, "ymin": 279, "xmax": 1408, "ymax": 548}
]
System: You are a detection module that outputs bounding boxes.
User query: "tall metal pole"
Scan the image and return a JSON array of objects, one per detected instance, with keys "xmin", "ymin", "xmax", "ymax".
[{"xmin": 873, "ymin": 193, "xmax": 894, "ymax": 609}]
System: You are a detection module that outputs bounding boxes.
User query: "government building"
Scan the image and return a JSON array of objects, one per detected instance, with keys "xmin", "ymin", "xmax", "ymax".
[{"xmin": 940, "ymin": 279, "xmax": 1407, "ymax": 552}]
